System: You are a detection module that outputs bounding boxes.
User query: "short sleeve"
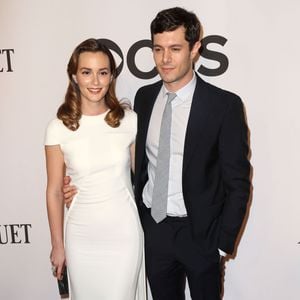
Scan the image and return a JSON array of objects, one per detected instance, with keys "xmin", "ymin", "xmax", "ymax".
[
  {"xmin": 127, "ymin": 110, "xmax": 137, "ymax": 144},
  {"xmin": 44, "ymin": 119, "xmax": 62, "ymax": 146}
]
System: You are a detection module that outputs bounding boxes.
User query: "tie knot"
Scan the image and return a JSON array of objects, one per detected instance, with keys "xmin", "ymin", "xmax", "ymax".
[{"xmin": 167, "ymin": 93, "xmax": 177, "ymax": 103}]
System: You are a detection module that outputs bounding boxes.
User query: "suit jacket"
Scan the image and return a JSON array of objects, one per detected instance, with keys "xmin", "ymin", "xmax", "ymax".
[{"xmin": 134, "ymin": 74, "xmax": 250, "ymax": 255}]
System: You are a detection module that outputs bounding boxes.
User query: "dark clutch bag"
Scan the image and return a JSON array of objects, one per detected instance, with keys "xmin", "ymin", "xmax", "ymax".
[{"xmin": 57, "ymin": 267, "xmax": 69, "ymax": 297}]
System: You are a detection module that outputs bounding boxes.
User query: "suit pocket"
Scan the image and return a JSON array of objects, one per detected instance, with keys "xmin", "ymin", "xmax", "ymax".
[{"xmin": 190, "ymin": 201, "xmax": 224, "ymax": 239}]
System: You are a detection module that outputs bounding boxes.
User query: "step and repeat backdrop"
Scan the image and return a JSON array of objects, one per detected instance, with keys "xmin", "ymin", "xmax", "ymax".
[{"xmin": 1, "ymin": 0, "xmax": 299, "ymax": 299}]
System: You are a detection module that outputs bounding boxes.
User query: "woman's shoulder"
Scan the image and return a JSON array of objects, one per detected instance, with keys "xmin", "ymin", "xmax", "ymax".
[
  {"xmin": 117, "ymin": 106, "xmax": 136, "ymax": 133},
  {"xmin": 45, "ymin": 118, "xmax": 66, "ymax": 146},
  {"xmin": 46, "ymin": 118, "xmax": 65, "ymax": 132},
  {"xmin": 124, "ymin": 107, "xmax": 136, "ymax": 117},
  {"xmin": 45, "ymin": 117, "xmax": 72, "ymax": 140},
  {"xmin": 123, "ymin": 107, "xmax": 137, "ymax": 124}
]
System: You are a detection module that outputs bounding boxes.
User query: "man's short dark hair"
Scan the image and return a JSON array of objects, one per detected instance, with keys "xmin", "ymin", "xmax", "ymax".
[{"xmin": 150, "ymin": 7, "xmax": 202, "ymax": 50}]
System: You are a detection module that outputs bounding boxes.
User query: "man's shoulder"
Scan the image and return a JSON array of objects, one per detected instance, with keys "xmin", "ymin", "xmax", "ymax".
[
  {"xmin": 136, "ymin": 80, "xmax": 163, "ymax": 95},
  {"xmin": 196, "ymin": 74, "xmax": 242, "ymax": 105},
  {"xmin": 134, "ymin": 80, "xmax": 163, "ymax": 110}
]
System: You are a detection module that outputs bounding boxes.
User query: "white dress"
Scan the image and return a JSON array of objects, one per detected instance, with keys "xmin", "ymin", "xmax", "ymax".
[{"xmin": 45, "ymin": 110, "xmax": 146, "ymax": 300}]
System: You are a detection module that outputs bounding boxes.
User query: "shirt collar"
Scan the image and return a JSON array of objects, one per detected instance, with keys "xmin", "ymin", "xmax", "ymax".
[{"xmin": 162, "ymin": 72, "xmax": 197, "ymax": 104}]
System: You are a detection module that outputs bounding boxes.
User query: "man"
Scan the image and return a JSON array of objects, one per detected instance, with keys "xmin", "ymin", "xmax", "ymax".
[
  {"xmin": 133, "ymin": 7, "xmax": 250, "ymax": 300},
  {"xmin": 64, "ymin": 7, "xmax": 250, "ymax": 300}
]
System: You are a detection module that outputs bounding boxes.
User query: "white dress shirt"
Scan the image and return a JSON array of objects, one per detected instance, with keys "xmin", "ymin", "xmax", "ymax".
[{"xmin": 143, "ymin": 74, "xmax": 196, "ymax": 216}]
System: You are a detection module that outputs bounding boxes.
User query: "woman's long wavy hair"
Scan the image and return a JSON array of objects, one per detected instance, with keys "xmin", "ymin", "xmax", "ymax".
[{"xmin": 57, "ymin": 38, "xmax": 126, "ymax": 130}]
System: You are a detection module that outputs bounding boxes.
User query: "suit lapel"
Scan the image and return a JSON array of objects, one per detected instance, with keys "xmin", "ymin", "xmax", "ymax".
[
  {"xmin": 183, "ymin": 76, "xmax": 210, "ymax": 174},
  {"xmin": 139, "ymin": 82, "xmax": 163, "ymax": 147},
  {"xmin": 135, "ymin": 81, "xmax": 162, "ymax": 183}
]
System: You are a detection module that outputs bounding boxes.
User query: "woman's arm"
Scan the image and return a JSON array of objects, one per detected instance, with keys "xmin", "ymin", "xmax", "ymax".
[{"xmin": 45, "ymin": 145, "xmax": 65, "ymax": 279}]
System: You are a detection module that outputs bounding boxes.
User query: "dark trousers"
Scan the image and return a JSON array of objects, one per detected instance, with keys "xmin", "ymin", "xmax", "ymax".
[{"xmin": 140, "ymin": 204, "xmax": 221, "ymax": 300}]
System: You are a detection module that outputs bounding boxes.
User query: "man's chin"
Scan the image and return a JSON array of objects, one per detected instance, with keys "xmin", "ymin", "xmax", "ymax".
[{"xmin": 158, "ymin": 74, "xmax": 175, "ymax": 84}]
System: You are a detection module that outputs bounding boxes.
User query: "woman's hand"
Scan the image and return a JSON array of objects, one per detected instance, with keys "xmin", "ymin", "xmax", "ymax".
[{"xmin": 50, "ymin": 245, "xmax": 66, "ymax": 280}]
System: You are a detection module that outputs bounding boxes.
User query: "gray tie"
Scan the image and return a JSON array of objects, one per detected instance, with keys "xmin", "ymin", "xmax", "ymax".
[{"xmin": 151, "ymin": 92, "xmax": 177, "ymax": 223}]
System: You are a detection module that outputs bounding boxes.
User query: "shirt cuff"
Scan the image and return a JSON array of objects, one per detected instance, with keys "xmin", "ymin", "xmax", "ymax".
[{"xmin": 218, "ymin": 249, "xmax": 227, "ymax": 257}]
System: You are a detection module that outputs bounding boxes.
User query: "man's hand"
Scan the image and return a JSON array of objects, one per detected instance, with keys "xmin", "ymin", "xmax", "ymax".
[{"xmin": 63, "ymin": 176, "xmax": 77, "ymax": 208}]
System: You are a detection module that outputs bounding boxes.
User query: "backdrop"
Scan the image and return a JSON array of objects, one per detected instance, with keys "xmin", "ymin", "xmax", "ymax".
[{"xmin": 1, "ymin": 0, "xmax": 299, "ymax": 299}]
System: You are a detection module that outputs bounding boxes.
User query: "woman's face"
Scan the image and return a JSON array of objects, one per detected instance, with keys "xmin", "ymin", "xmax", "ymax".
[{"xmin": 73, "ymin": 51, "xmax": 112, "ymax": 107}]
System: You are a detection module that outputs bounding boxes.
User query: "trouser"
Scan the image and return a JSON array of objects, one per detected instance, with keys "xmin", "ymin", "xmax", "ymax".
[{"xmin": 140, "ymin": 204, "xmax": 221, "ymax": 300}]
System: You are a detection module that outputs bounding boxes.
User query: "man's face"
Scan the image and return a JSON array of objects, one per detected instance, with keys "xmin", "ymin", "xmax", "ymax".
[{"xmin": 152, "ymin": 26, "xmax": 200, "ymax": 92}]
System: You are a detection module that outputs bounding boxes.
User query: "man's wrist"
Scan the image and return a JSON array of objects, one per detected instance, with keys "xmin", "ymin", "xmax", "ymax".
[{"xmin": 218, "ymin": 249, "xmax": 227, "ymax": 257}]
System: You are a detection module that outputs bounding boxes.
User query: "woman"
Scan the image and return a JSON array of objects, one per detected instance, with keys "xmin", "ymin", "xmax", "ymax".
[{"xmin": 45, "ymin": 38, "xmax": 146, "ymax": 299}]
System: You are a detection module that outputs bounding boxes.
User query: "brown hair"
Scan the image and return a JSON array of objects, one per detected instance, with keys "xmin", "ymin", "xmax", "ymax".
[{"xmin": 57, "ymin": 38, "xmax": 126, "ymax": 130}]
